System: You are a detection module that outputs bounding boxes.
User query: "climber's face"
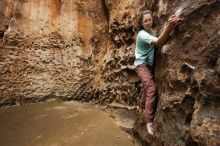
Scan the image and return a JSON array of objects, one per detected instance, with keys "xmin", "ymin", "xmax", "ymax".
[{"xmin": 142, "ymin": 14, "xmax": 153, "ymax": 30}]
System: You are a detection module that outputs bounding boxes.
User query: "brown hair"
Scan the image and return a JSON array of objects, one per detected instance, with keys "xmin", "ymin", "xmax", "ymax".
[
  {"xmin": 140, "ymin": 10, "xmax": 153, "ymax": 22},
  {"xmin": 138, "ymin": 10, "xmax": 154, "ymax": 31}
]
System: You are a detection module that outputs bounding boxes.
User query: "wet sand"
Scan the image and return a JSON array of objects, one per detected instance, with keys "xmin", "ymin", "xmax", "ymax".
[{"xmin": 0, "ymin": 101, "xmax": 135, "ymax": 146}]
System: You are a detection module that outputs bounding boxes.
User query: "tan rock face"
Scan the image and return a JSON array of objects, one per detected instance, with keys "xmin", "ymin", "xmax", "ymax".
[
  {"xmin": 0, "ymin": 0, "xmax": 109, "ymax": 104},
  {"xmin": 0, "ymin": 0, "xmax": 219, "ymax": 145}
]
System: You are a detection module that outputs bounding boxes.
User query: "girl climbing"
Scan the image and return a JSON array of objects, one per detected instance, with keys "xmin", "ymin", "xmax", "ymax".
[{"xmin": 134, "ymin": 10, "xmax": 181, "ymax": 135}]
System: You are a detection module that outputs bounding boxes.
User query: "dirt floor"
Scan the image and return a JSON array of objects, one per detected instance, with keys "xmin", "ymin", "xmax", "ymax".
[{"xmin": 0, "ymin": 101, "xmax": 136, "ymax": 146}]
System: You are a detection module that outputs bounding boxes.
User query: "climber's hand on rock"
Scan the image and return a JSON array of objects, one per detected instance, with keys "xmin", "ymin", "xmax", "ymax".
[{"xmin": 168, "ymin": 15, "xmax": 182, "ymax": 28}]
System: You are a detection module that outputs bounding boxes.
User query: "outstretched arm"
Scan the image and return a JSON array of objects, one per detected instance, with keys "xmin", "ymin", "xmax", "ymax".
[{"xmin": 152, "ymin": 15, "xmax": 181, "ymax": 46}]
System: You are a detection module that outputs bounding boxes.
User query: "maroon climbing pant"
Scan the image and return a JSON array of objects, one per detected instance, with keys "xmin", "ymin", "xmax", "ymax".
[{"xmin": 135, "ymin": 64, "xmax": 156, "ymax": 123}]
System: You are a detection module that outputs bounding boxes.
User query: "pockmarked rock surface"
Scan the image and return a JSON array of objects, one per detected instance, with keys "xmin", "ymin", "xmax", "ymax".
[
  {"xmin": 0, "ymin": 0, "xmax": 110, "ymax": 104},
  {"xmin": 0, "ymin": 0, "xmax": 140, "ymax": 105},
  {"xmin": 0, "ymin": 0, "xmax": 219, "ymax": 146},
  {"xmin": 152, "ymin": 1, "xmax": 220, "ymax": 146}
]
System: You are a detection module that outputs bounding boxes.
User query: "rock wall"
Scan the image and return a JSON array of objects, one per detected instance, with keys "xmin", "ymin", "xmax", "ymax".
[
  {"xmin": 153, "ymin": 0, "xmax": 220, "ymax": 145},
  {"xmin": 0, "ymin": 0, "xmax": 219, "ymax": 145},
  {"xmin": 0, "ymin": 0, "xmax": 142, "ymax": 105},
  {"xmin": 0, "ymin": 0, "xmax": 110, "ymax": 104}
]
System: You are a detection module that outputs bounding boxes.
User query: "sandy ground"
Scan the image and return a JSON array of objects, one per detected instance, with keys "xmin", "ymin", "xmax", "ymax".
[{"xmin": 0, "ymin": 101, "xmax": 135, "ymax": 146}]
